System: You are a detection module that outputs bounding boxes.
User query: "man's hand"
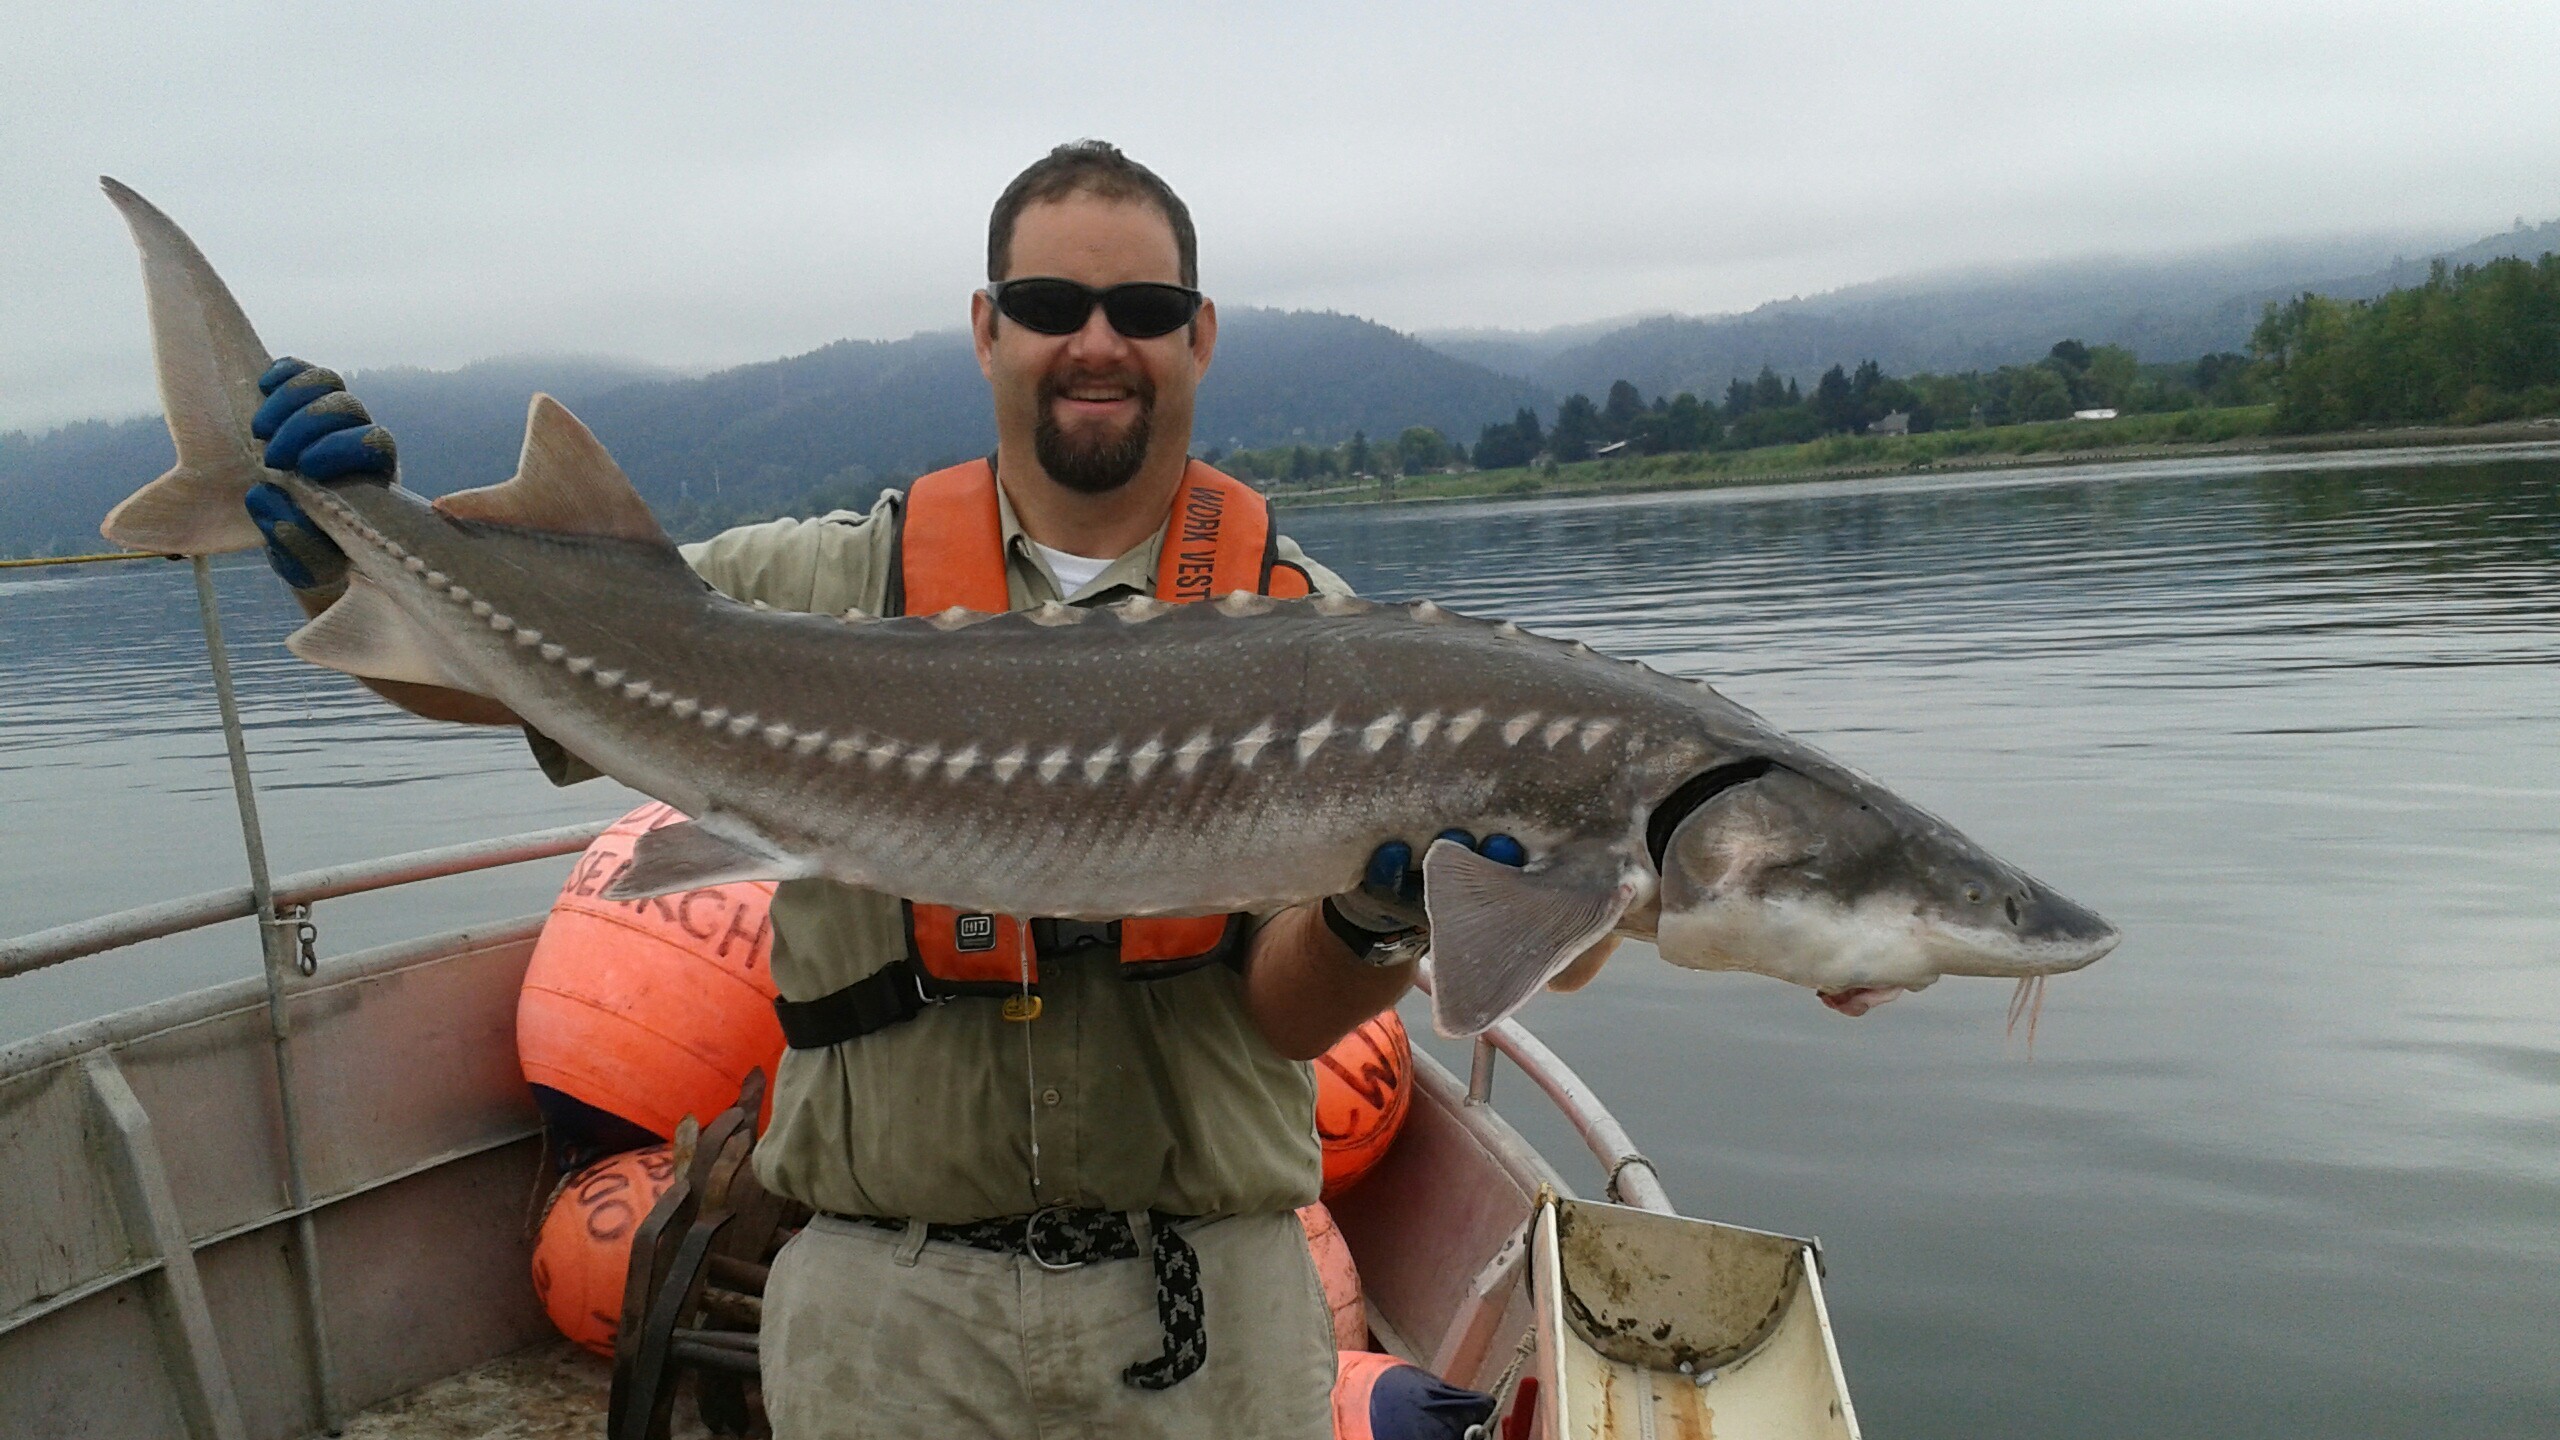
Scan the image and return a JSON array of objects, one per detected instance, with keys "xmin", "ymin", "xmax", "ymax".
[
  {"xmin": 1247, "ymin": 832, "xmax": 1532, "ymax": 1060},
  {"xmin": 1320, "ymin": 830, "xmax": 1528, "ymax": 963},
  {"xmin": 242, "ymin": 358, "xmax": 399, "ymax": 594},
  {"xmin": 253, "ymin": 358, "xmax": 398, "ymax": 480}
]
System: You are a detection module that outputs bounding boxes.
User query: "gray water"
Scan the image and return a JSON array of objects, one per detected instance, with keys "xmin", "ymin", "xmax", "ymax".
[{"xmin": 6, "ymin": 447, "xmax": 2558, "ymax": 1436}]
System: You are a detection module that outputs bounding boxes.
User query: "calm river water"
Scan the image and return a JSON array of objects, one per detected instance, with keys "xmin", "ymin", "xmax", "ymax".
[{"xmin": 5, "ymin": 445, "xmax": 2557, "ymax": 1436}]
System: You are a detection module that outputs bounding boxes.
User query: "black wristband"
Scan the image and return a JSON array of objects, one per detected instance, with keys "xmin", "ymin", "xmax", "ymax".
[{"xmin": 1320, "ymin": 896, "xmax": 1417, "ymax": 959}]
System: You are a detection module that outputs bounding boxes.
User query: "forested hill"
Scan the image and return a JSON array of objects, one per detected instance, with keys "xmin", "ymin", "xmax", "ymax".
[
  {"xmin": 0, "ymin": 355, "xmax": 670, "ymax": 561},
  {"xmin": 1517, "ymin": 240, "xmax": 2436, "ymax": 402},
  {"xmin": 0, "ymin": 308, "xmax": 1543, "ymax": 553},
  {"xmin": 1458, "ymin": 219, "xmax": 2560, "ymax": 403}
]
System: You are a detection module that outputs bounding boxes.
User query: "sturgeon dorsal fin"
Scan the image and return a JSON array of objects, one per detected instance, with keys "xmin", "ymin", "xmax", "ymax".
[{"xmin": 433, "ymin": 394, "xmax": 674, "ymax": 549}]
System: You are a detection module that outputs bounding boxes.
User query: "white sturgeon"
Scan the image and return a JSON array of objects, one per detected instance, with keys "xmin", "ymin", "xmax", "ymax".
[{"xmin": 93, "ymin": 180, "xmax": 2120, "ymax": 1036}]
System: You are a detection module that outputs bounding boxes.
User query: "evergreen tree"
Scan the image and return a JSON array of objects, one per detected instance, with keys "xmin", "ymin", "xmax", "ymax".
[
  {"xmin": 1752, "ymin": 366, "xmax": 1791, "ymax": 411},
  {"xmin": 1550, "ymin": 394, "xmax": 1602, "ymax": 462},
  {"xmin": 1812, "ymin": 365, "xmax": 1858, "ymax": 433},
  {"xmin": 1602, "ymin": 379, "xmax": 1647, "ymax": 439}
]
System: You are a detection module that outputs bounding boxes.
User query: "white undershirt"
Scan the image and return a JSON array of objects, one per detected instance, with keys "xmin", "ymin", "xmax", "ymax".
[{"xmin": 1029, "ymin": 540, "xmax": 1115, "ymax": 599}]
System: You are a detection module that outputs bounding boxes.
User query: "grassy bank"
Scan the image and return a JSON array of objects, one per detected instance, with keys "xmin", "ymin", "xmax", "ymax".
[
  {"xmin": 1276, "ymin": 407, "xmax": 2276, "ymax": 507},
  {"xmin": 1269, "ymin": 408, "xmax": 2560, "ymax": 510}
]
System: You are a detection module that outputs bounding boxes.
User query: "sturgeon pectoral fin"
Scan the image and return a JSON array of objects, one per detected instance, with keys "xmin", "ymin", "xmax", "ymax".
[
  {"xmin": 285, "ymin": 577, "xmax": 485, "ymax": 692},
  {"xmin": 606, "ymin": 819, "xmax": 816, "ymax": 899},
  {"xmin": 1423, "ymin": 839, "xmax": 1641, "ymax": 1037}
]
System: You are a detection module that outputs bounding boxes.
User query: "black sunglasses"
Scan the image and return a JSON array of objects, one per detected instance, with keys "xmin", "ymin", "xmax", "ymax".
[{"xmin": 984, "ymin": 277, "xmax": 1204, "ymax": 339}]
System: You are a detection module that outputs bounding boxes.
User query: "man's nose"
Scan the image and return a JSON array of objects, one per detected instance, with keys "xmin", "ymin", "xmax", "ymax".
[{"xmin": 1064, "ymin": 300, "xmax": 1133, "ymax": 361}]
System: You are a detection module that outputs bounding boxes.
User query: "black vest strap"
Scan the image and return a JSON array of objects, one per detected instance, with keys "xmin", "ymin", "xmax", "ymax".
[{"xmin": 773, "ymin": 960, "xmax": 943, "ymax": 1049}]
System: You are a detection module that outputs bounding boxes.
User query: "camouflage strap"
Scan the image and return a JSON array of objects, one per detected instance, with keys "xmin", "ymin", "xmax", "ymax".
[{"xmin": 845, "ymin": 1206, "xmax": 1207, "ymax": 1389}]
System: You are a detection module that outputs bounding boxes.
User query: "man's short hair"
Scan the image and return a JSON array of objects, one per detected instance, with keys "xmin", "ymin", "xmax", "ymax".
[{"xmin": 988, "ymin": 141, "xmax": 1198, "ymax": 288}]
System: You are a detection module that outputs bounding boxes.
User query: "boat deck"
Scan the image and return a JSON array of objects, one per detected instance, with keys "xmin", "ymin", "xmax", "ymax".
[{"xmin": 338, "ymin": 1340, "xmax": 704, "ymax": 1440}]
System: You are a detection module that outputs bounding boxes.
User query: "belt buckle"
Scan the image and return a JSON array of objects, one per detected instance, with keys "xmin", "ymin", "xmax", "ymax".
[{"xmin": 1022, "ymin": 1205, "xmax": 1087, "ymax": 1272}]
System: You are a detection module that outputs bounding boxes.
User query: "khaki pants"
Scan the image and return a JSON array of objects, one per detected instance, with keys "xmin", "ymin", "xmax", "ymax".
[{"xmin": 762, "ymin": 1210, "xmax": 1336, "ymax": 1439}]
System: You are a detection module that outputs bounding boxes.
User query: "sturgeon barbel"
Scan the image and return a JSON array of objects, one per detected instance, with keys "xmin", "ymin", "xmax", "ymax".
[{"xmin": 94, "ymin": 179, "xmax": 2119, "ymax": 1036}]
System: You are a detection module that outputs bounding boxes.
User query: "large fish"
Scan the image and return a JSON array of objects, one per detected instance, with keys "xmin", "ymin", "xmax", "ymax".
[{"xmin": 94, "ymin": 179, "xmax": 2119, "ymax": 1036}]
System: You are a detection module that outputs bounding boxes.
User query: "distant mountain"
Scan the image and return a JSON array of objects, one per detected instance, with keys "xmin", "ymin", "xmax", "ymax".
[
  {"xmin": 1514, "ymin": 234, "xmax": 2469, "ymax": 402},
  {"xmin": 0, "ymin": 311, "xmax": 1543, "ymax": 553},
  {"xmin": 1412, "ymin": 315, "xmax": 1667, "ymax": 380},
  {"xmin": 1414, "ymin": 225, "xmax": 2560, "ymax": 404},
  {"xmin": 348, "ymin": 354, "xmax": 694, "ymax": 496},
  {"xmin": 565, "ymin": 308, "xmax": 1545, "ymax": 523},
  {"xmin": 0, "ymin": 354, "xmax": 679, "ymax": 558},
  {"xmin": 1192, "ymin": 309, "xmax": 1549, "ymax": 453},
  {"xmin": 2217, "ymin": 216, "xmax": 2560, "ymax": 317}
]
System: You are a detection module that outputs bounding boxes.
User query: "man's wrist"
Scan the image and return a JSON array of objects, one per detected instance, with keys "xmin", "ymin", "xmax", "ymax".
[{"xmin": 1319, "ymin": 896, "xmax": 1425, "ymax": 968}]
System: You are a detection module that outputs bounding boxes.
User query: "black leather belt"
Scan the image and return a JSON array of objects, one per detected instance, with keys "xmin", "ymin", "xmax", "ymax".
[{"xmin": 828, "ymin": 1205, "xmax": 1207, "ymax": 1389}]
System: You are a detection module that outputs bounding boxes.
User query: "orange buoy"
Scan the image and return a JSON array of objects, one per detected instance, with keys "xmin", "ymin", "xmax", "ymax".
[
  {"xmin": 519, "ymin": 802, "xmax": 784, "ymax": 1151},
  {"xmin": 1331, "ymin": 1350, "xmax": 1496, "ymax": 1440},
  {"xmin": 530, "ymin": 1143, "xmax": 677, "ymax": 1357},
  {"xmin": 1298, "ymin": 1201, "xmax": 1368, "ymax": 1351},
  {"xmin": 1316, "ymin": 1009, "xmax": 1413, "ymax": 1200}
]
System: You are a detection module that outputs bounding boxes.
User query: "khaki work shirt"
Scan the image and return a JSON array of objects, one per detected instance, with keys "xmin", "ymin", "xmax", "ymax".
[{"xmin": 534, "ymin": 485, "xmax": 1353, "ymax": 1223}]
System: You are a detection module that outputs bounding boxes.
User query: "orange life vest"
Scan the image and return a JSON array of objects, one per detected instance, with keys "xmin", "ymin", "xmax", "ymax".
[{"xmin": 891, "ymin": 457, "xmax": 1312, "ymax": 997}]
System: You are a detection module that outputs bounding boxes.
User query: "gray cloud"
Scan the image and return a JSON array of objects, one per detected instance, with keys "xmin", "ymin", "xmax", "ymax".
[{"xmin": 6, "ymin": 0, "xmax": 2556, "ymax": 431}]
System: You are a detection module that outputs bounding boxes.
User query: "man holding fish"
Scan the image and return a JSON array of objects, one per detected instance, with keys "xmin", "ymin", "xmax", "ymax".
[
  {"xmin": 237, "ymin": 141, "xmax": 1520, "ymax": 1438},
  {"xmin": 109, "ymin": 131, "xmax": 2110, "ymax": 1436}
]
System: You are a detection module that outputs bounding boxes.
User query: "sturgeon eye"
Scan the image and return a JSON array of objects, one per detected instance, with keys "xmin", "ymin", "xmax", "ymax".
[{"xmin": 1962, "ymin": 881, "xmax": 1986, "ymax": 904}]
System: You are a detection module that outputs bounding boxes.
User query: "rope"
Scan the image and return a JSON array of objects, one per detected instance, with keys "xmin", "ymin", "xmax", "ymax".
[
  {"xmin": 1604, "ymin": 1152, "xmax": 1660, "ymax": 1204},
  {"xmin": 0, "ymin": 550, "xmax": 175, "ymax": 569}
]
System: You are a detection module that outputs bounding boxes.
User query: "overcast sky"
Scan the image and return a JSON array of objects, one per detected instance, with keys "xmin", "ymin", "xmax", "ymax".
[{"xmin": 6, "ymin": 1, "xmax": 2556, "ymax": 432}]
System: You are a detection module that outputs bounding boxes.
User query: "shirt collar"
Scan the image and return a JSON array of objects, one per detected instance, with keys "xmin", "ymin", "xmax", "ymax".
[{"xmin": 994, "ymin": 474, "xmax": 1169, "ymax": 605}]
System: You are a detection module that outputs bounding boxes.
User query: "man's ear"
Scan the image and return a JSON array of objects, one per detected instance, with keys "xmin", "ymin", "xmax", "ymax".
[
  {"xmin": 1189, "ymin": 297, "xmax": 1218, "ymax": 379},
  {"xmin": 971, "ymin": 289, "xmax": 999, "ymax": 382}
]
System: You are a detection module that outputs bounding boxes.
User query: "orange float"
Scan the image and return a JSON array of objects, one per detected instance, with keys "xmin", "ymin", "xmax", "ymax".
[
  {"xmin": 519, "ymin": 802, "xmax": 784, "ymax": 1147},
  {"xmin": 530, "ymin": 1143, "xmax": 677, "ymax": 1357},
  {"xmin": 1316, "ymin": 1009, "xmax": 1413, "ymax": 1200},
  {"xmin": 1297, "ymin": 1201, "xmax": 1368, "ymax": 1351}
]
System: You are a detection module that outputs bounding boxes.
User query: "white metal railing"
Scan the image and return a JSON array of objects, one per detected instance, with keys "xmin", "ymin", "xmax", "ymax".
[
  {"xmin": 1, "ymin": 823, "xmax": 608, "ymax": 979},
  {"xmin": 1411, "ymin": 966, "xmax": 1671, "ymax": 1213}
]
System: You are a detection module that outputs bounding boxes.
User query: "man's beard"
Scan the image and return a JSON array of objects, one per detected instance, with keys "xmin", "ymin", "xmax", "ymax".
[{"xmin": 1033, "ymin": 370, "xmax": 1156, "ymax": 495}]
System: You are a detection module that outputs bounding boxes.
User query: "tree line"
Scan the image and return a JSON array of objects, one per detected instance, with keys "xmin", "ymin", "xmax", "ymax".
[
  {"xmin": 2252, "ymin": 254, "xmax": 2560, "ymax": 431},
  {"xmin": 1214, "ymin": 340, "xmax": 2264, "ymax": 483}
]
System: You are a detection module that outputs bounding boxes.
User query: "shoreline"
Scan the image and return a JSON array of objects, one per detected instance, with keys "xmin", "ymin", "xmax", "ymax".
[{"xmin": 1268, "ymin": 418, "xmax": 2560, "ymax": 513}]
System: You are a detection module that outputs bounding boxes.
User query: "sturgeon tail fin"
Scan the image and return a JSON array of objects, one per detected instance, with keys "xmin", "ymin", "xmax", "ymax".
[{"xmin": 96, "ymin": 178, "xmax": 275, "ymax": 556}]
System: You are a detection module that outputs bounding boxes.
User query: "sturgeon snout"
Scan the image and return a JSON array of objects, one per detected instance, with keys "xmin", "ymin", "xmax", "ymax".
[{"xmin": 1649, "ymin": 760, "xmax": 2119, "ymax": 1011}]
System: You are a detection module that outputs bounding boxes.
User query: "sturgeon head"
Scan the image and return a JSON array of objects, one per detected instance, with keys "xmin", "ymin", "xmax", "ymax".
[{"xmin": 1645, "ymin": 753, "xmax": 2119, "ymax": 1015}]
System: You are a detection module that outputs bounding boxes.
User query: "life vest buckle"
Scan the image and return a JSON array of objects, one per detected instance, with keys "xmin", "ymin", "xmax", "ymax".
[{"xmin": 1001, "ymin": 994, "xmax": 1043, "ymax": 1023}]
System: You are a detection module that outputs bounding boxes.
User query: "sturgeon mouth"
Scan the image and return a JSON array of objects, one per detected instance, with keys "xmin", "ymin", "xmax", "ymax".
[{"xmin": 1818, "ymin": 985, "xmax": 1907, "ymax": 1016}]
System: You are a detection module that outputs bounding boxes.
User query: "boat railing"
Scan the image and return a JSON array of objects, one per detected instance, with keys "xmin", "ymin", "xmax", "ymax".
[{"xmin": 1, "ymin": 550, "xmax": 1675, "ymax": 1434}]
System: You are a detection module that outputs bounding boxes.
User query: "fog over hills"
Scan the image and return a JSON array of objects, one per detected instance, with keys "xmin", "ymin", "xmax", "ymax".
[
  {"xmin": 0, "ymin": 310, "xmax": 1541, "ymax": 553},
  {"xmin": 9, "ymin": 215, "xmax": 2556, "ymax": 557},
  {"xmin": 1488, "ymin": 230, "xmax": 2488, "ymax": 401}
]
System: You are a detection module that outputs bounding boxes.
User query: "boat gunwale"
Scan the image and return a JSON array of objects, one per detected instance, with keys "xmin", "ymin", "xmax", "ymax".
[{"xmin": 0, "ymin": 823, "xmax": 609, "ymax": 982}]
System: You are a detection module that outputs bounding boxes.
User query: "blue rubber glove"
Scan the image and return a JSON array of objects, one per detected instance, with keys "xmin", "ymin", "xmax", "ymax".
[
  {"xmin": 245, "ymin": 482, "xmax": 347, "ymax": 591},
  {"xmin": 242, "ymin": 358, "xmax": 400, "ymax": 591},
  {"xmin": 1325, "ymin": 830, "xmax": 1527, "ymax": 956},
  {"xmin": 251, "ymin": 357, "xmax": 399, "ymax": 480}
]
